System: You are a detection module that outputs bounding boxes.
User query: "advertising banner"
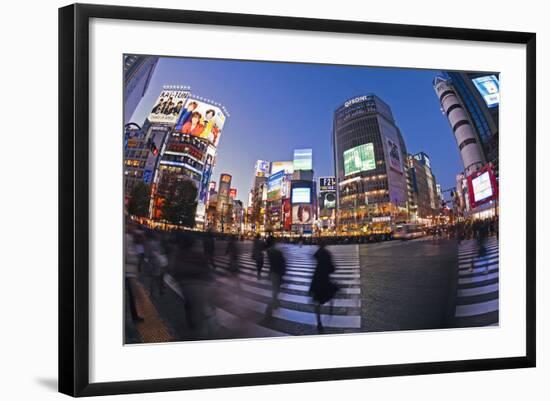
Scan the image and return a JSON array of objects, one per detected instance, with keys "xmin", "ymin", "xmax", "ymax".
[
  {"xmin": 283, "ymin": 199, "xmax": 292, "ymax": 231},
  {"xmin": 291, "ymin": 187, "xmax": 311, "ymax": 204},
  {"xmin": 255, "ymin": 160, "xmax": 270, "ymax": 177},
  {"xmin": 319, "ymin": 176, "xmax": 336, "ymax": 192},
  {"xmin": 175, "ymin": 98, "xmax": 226, "ymax": 147},
  {"xmin": 472, "ymin": 75, "xmax": 500, "ymax": 108},
  {"xmin": 229, "ymin": 188, "xmax": 237, "ymax": 199},
  {"xmin": 344, "ymin": 143, "xmax": 376, "ymax": 176},
  {"xmin": 466, "ymin": 164, "xmax": 498, "ymax": 209},
  {"xmin": 271, "ymin": 161, "xmax": 294, "ymax": 175},
  {"xmin": 148, "ymin": 90, "xmax": 190, "ymax": 124},
  {"xmin": 292, "ymin": 204, "xmax": 313, "ymax": 225},
  {"xmin": 293, "ymin": 149, "xmax": 313, "ymax": 171},
  {"xmin": 322, "ymin": 191, "xmax": 336, "ymax": 209},
  {"xmin": 198, "ymin": 154, "xmax": 214, "ymax": 203},
  {"xmin": 267, "ymin": 170, "xmax": 284, "ymax": 201},
  {"xmin": 386, "ymin": 138, "xmax": 403, "ymax": 173}
]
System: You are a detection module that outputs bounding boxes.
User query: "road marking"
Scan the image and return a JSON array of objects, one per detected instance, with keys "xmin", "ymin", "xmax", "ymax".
[{"xmin": 455, "ymin": 299, "xmax": 499, "ymax": 317}]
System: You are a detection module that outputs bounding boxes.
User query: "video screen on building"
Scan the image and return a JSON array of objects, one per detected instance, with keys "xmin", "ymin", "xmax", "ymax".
[
  {"xmin": 267, "ymin": 170, "xmax": 284, "ymax": 201},
  {"xmin": 472, "ymin": 75, "xmax": 500, "ymax": 108},
  {"xmin": 293, "ymin": 149, "xmax": 312, "ymax": 171},
  {"xmin": 472, "ymin": 171, "xmax": 493, "ymax": 202},
  {"xmin": 344, "ymin": 143, "xmax": 376, "ymax": 176},
  {"xmin": 291, "ymin": 187, "xmax": 311, "ymax": 204},
  {"xmin": 271, "ymin": 161, "xmax": 294, "ymax": 175}
]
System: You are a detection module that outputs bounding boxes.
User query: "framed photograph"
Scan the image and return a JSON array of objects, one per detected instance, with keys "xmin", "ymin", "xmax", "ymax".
[{"xmin": 59, "ymin": 3, "xmax": 536, "ymax": 397}]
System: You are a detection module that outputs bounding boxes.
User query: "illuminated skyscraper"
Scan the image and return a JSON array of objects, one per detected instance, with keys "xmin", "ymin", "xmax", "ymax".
[{"xmin": 332, "ymin": 94, "xmax": 409, "ymax": 233}]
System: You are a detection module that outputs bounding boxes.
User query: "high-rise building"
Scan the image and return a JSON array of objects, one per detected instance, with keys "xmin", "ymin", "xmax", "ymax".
[
  {"xmin": 149, "ymin": 93, "xmax": 229, "ymax": 227},
  {"xmin": 124, "ymin": 55, "xmax": 159, "ymax": 124},
  {"xmin": 444, "ymin": 72, "xmax": 499, "ymax": 168},
  {"xmin": 332, "ymin": 94, "xmax": 409, "ymax": 234},
  {"xmin": 407, "ymin": 152, "xmax": 440, "ymax": 221},
  {"xmin": 433, "ymin": 73, "xmax": 499, "ymax": 176}
]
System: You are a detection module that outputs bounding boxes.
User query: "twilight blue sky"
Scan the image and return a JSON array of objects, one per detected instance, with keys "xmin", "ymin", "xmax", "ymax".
[{"xmin": 130, "ymin": 56, "xmax": 462, "ymax": 204}]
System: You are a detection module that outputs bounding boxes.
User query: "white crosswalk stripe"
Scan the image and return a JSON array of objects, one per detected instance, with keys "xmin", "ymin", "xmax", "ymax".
[
  {"xmin": 208, "ymin": 244, "xmax": 362, "ymax": 334},
  {"xmin": 454, "ymin": 236, "xmax": 499, "ymax": 326}
]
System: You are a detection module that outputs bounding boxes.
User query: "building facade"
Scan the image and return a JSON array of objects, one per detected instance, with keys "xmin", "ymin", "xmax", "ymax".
[
  {"xmin": 407, "ymin": 152, "xmax": 440, "ymax": 221},
  {"xmin": 124, "ymin": 55, "xmax": 159, "ymax": 124},
  {"xmin": 332, "ymin": 95, "xmax": 409, "ymax": 234}
]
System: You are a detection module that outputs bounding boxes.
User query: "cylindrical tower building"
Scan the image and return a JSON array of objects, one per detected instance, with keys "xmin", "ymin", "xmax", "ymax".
[{"xmin": 433, "ymin": 76, "xmax": 485, "ymax": 175}]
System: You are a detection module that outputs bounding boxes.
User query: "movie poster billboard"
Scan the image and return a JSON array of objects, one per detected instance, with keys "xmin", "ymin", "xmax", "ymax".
[
  {"xmin": 267, "ymin": 170, "xmax": 284, "ymax": 201},
  {"xmin": 386, "ymin": 138, "xmax": 403, "ymax": 173},
  {"xmin": 292, "ymin": 204, "xmax": 313, "ymax": 225},
  {"xmin": 174, "ymin": 98, "xmax": 226, "ymax": 147},
  {"xmin": 148, "ymin": 90, "xmax": 190, "ymax": 124}
]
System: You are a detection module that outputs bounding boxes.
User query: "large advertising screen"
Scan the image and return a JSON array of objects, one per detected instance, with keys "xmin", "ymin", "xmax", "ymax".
[
  {"xmin": 321, "ymin": 191, "xmax": 336, "ymax": 209},
  {"xmin": 319, "ymin": 176, "xmax": 336, "ymax": 192},
  {"xmin": 267, "ymin": 170, "xmax": 284, "ymax": 201},
  {"xmin": 344, "ymin": 143, "xmax": 376, "ymax": 176},
  {"xmin": 292, "ymin": 204, "xmax": 313, "ymax": 225},
  {"xmin": 386, "ymin": 139, "xmax": 402, "ymax": 173},
  {"xmin": 471, "ymin": 171, "xmax": 493, "ymax": 202},
  {"xmin": 271, "ymin": 161, "xmax": 294, "ymax": 175},
  {"xmin": 255, "ymin": 160, "xmax": 270, "ymax": 177},
  {"xmin": 148, "ymin": 90, "xmax": 190, "ymax": 125},
  {"xmin": 291, "ymin": 187, "xmax": 311, "ymax": 204},
  {"xmin": 175, "ymin": 98, "xmax": 226, "ymax": 147},
  {"xmin": 472, "ymin": 75, "xmax": 500, "ymax": 108},
  {"xmin": 293, "ymin": 149, "xmax": 312, "ymax": 171}
]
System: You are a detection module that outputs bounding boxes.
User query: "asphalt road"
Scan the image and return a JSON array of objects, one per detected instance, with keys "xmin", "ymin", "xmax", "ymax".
[{"xmin": 126, "ymin": 237, "xmax": 462, "ymax": 342}]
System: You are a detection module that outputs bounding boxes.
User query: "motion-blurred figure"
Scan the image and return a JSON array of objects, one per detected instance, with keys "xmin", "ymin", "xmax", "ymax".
[
  {"xmin": 144, "ymin": 231, "xmax": 168, "ymax": 298},
  {"xmin": 203, "ymin": 229, "xmax": 216, "ymax": 270},
  {"xmin": 171, "ymin": 234, "xmax": 218, "ymax": 339},
  {"xmin": 124, "ymin": 225, "xmax": 143, "ymax": 322},
  {"xmin": 225, "ymin": 235, "xmax": 241, "ymax": 293},
  {"xmin": 265, "ymin": 236, "xmax": 286, "ymax": 317},
  {"xmin": 252, "ymin": 234, "xmax": 265, "ymax": 279},
  {"xmin": 310, "ymin": 242, "xmax": 338, "ymax": 333}
]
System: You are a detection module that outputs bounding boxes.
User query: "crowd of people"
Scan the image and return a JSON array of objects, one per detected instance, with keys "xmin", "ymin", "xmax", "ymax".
[
  {"xmin": 125, "ymin": 216, "xmax": 498, "ymax": 339},
  {"xmin": 125, "ymin": 224, "xmax": 341, "ymax": 339}
]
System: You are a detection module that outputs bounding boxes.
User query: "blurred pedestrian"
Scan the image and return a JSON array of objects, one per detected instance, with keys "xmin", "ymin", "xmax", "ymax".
[
  {"xmin": 252, "ymin": 234, "xmax": 265, "ymax": 279},
  {"xmin": 265, "ymin": 236, "xmax": 286, "ymax": 317},
  {"xmin": 124, "ymin": 229, "xmax": 144, "ymax": 322},
  {"xmin": 145, "ymin": 231, "xmax": 168, "ymax": 298},
  {"xmin": 171, "ymin": 234, "xmax": 218, "ymax": 339},
  {"xmin": 203, "ymin": 229, "xmax": 216, "ymax": 269},
  {"xmin": 310, "ymin": 242, "xmax": 338, "ymax": 333}
]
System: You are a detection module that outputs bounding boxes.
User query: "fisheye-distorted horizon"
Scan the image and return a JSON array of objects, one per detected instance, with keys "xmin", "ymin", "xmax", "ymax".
[{"xmin": 130, "ymin": 56, "xmax": 463, "ymax": 204}]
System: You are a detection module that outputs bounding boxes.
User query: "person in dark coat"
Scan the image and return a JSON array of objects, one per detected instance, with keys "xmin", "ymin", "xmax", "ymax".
[
  {"xmin": 310, "ymin": 242, "xmax": 338, "ymax": 333},
  {"xmin": 203, "ymin": 229, "xmax": 216, "ymax": 269},
  {"xmin": 265, "ymin": 236, "xmax": 286, "ymax": 317},
  {"xmin": 252, "ymin": 234, "xmax": 265, "ymax": 279}
]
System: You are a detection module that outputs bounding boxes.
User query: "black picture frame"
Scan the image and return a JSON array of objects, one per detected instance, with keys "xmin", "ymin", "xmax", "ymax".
[{"xmin": 59, "ymin": 3, "xmax": 536, "ymax": 397}]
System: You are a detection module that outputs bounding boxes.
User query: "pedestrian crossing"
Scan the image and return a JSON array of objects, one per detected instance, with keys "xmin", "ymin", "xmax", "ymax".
[
  {"xmin": 169, "ymin": 244, "xmax": 362, "ymax": 337},
  {"xmin": 453, "ymin": 236, "xmax": 499, "ymax": 326}
]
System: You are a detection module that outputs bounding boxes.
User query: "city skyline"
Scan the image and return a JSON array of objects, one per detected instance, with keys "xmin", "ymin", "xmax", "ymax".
[{"xmin": 129, "ymin": 56, "xmax": 463, "ymax": 204}]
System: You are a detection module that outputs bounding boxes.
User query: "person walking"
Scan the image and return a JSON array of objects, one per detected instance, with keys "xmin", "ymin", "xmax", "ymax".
[
  {"xmin": 265, "ymin": 236, "xmax": 286, "ymax": 317},
  {"xmin": 252, "ymin": 234, "xmax": 265, "ymax": 279},
  {"xmin": 309, "ymin": 242, "xmax": 338, "ymax": 333},
  {"xmin": 203, "ymin": 229, "xmax": 216, "ymax": 270},
  {"xmin": 225, "ymin": 235, "xmax": 241, "ymax": 293}
]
